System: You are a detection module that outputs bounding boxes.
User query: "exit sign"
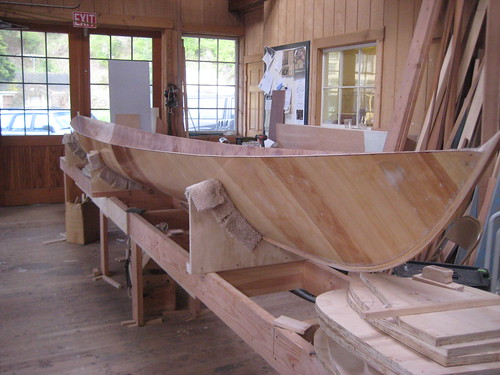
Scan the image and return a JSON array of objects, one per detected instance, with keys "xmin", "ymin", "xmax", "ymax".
[{"xmin": 73, "ymin": 11, "xmax": 97, "ymax": 29}]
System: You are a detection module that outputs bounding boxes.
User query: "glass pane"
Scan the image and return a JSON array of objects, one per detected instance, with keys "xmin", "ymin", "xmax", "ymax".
[
  {"xmin": 322, "ymin": 88, "xmax": 339, "ymax": 124},
  {"xmin": 1, "ymin": 56, "xmax": 22, "ymax": 82},
  {"xmin": 218, "ymin": 63, "xmax": 235, "ymax": 85},
  {"xmin": 186, "ymin": 85, "xmax": 199, "ymax": 109},
  {"xmin": 199, "ymin": 86, "xmax": 216, "ymax": 108},
  {"xmin": 359, "ymin": 46, "xmax": 376, "ymax": 87},
  {"xmin": 90, "ymin": 35, "xmax": 110, "ymax": 59},
  {"xmin": 323, "ymin": 51, "xmax": 340, "ymax": 87},
  {"xmin": 340, "ymin": 87, "xmax": 357, "ymax": 124},
  {"xmin": 24, "ymin": 84, "xmax": 47, "ymax": 109},
  {"xmin": 48, "ymin": 58, "xmax": 69, "ymax": 84},
  {"xmin": 48, "ymin": 84, "xmax": 70, "ymax": 109},
  {"xmin": 23, "ymin": 32, "xmax": 45, "ymax": 57},
  {"xmin": 199, "ymin": 109, "xmax": 217, "ymax": 131},
  {"xmin": 200, "ymin": 38, "xmax": 217, "ymax": 61},
  {"xmin": 91, "ymin": 84, "xmax": 109, "ymax": 109},
  {"xmin": 183, "ymin": 37, "xmax": 199, "ymax": 60},
  {"xmin": 217, "ymin": 108, "xmax": 234, "ymax": 131},
  {"xmin": 91, "ymin": 109, "xmax": 110, "ymax": 122},
  {"xmin": 30, "ymin": 110, "xmax": 50, "ymax": 135},
  {"xmin": 8, "ymin": 111, "xmax": 28, "ymax": 134},
  {"xmin": 185, "ymin": 61, "xmax": 199, "ymax": 84},
  {"xmin": 0, "ymin": 83, "xmax": 23, "ymax": 108},
  {"xmin": 217, "ymin": 86, "xmax": 235, "ymax": 108},
  {"xmin": 187, "ymin": 109, "xmax": 199, "ymax": 131},
  {"xmin": 23, "ymin": 57, "xmax": 47, "ymax": 83},
  {"xmin": 341, "ymin": 49, "xmax": 357, "ymax": 87},
  {"xmin": 0, "ymin": 109, "xmax": 24, "ymax": 135},
  {"xmin": 359, "ymin": 87, "xmax": 376, "ymax": 125},
  {"xmin": 132, "ymin": 37, "xmax": 152, "ymax": 60},
  {"xmin": 0, "ymin": 30, "xmax": 21, "ymax": 55},
  {"xmin": 111, "ymin": 36, "xmax": 131, "ymax": 60},
  {"xmin": 49, "ymin": 110, "xmax": 71, "ymax": 134},
  {"xmin": 199, "ymin": 62, "xmax": 217, "ymax": 85},
  {"xmin": 47, "ymin": 33, "xmax": 69, "ymax": 58},
  {"xmin": 90, "ymin": 59, "xmax": 109, "ymax": 84},
  {"xmin": 218, "ymin": 39, "xmax": 235, "ymax": 62}
]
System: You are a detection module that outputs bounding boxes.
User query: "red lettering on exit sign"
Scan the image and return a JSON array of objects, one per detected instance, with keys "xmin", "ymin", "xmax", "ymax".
[{"xmin": 73, "ymin": 11, "xmax": 97, "ymax": 29}]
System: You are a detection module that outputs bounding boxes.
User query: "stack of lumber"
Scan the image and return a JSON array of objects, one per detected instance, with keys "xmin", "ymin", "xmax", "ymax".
[
  {"xmin": 416, "ymin": 0, "xmax": 490, "ymax": 151},
  {"xmin": 385, "ymin": 0, "xmax": 496, "ymax": 152},
  {"xmin": 315, "ymin": 273, "xmax": 500, "ymax": 374}
]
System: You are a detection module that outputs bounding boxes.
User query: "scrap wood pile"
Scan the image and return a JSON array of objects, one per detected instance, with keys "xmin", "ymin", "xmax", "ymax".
[
  {"xmin": 415, "ymin": 0, "xmax": 491, "ymax": 152},
  {"xmin": 385, "ymin": 0, "xmax": 496, "ymax": 152}
]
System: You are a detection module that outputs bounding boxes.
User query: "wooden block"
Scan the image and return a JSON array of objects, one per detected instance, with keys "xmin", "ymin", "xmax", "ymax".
[
  {"xmin": 274, "ymin": 315, "xmax": 312, "ymax": 335},
  {"xmin": 422, "ymin": 265, "xmax": 454, "ymax": 284},
  {"xmin": 413, "ymin": 273, "xmax": 464, "ymax": 291}
]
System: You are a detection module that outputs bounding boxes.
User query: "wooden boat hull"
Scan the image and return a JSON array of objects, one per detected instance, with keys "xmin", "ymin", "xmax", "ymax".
[{"xmin": 71, "ymin": 116, "xmax": 500, "ymax": 271}]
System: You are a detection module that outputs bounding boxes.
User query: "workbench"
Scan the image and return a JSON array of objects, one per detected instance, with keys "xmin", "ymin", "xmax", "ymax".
[{"xmin": 60, "ymin": 154, "xmax": 350, "ymax": 375}]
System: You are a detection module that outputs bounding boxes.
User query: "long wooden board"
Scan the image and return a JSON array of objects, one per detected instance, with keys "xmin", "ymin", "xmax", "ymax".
[{"xmin": 71, "ymin": 116, "xmax": 500, "ymax": 271}]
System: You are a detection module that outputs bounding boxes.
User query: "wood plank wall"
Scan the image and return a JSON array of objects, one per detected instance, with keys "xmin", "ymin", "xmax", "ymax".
[
  {"xmin": 0, "ymin": 137, "xmax": 64, "ymax": 206},
  {"xmin": 243, "ymin": 0, "xmax": 435, "ymax": 133}
]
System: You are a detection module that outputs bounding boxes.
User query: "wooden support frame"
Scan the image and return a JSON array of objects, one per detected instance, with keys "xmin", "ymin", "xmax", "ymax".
[{"xmin": 60, "ymin": 155, "xmax": 350, "ymax": 375}]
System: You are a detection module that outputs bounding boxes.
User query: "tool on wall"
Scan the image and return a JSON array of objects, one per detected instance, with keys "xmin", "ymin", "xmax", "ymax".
[{"xmin": 164, "ymin": 84, "xmax": 179, "ymax": 135}]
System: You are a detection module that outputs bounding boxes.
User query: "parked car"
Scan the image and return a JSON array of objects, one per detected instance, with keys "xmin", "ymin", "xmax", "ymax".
[{"xmin": 0, "ymin": 110, "xmax": 72, "ymax": 135}]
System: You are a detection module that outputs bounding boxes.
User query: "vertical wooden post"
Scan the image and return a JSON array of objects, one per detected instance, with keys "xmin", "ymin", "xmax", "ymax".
[
  {"xmin": 188, "ymin": 297, "xmax": 202, "ymax": 319},
  {"xmin": 130, "ymin": 239, "xmax": 144, "ymax": 326},
  {"xmin": 100, "ymin": 211, "xmax": 109, "ymax": 276}
]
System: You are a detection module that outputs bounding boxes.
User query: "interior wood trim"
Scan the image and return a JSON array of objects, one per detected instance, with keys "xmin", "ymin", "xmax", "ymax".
[
  {"xmin": 182, "ymin": 23, "xmax": 246, "ymax": 37},
  {"xmin": 4, "ymin": 187, "xmax": 64, "ymax": 206},
  {"xmin": 312, "ymin": 28, "xmax": 385, "ymax": 50},
  {"xmin": 0, "ymin": 9, "xmax": 174, "ymax": 30},
  {"xmin": 310, "ymin": 28, "xmax": 385, "ymax": 126},
  {"xmin": 0, "ymin": 135, "xmax": 64, "ymax": 146},
  {"xmin": 244, "ymin": 54, "xmax": 263, "ymax": 64}
]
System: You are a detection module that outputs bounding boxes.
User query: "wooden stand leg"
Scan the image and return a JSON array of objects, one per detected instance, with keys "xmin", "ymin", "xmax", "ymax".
[
  {"xmin": 188, "ymin": 296, "xmax": 202, "ymax": 319},
  {"xmin": 131, "ymin": 240, "xmax": 144, "ymax": 326},
  {"xmin": 93, "ymin": 210, "xmax": 122, "ymax": 289},
  {"xmin": 100, "ymin": 211, "xmax": 109, "ymax": 276}
]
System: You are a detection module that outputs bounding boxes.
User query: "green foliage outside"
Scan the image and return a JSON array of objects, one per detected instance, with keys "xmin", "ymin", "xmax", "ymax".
[{"xmin": 0, "ymin": 38, "xmax": 16, "ymax": 82}]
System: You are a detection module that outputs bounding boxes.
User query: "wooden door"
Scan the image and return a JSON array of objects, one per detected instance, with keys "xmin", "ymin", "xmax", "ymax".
[
  {"xmin": 0, "ymin": 136, "xmax": 65, "ymax": 206},
  {"xmin": 244, "ymin": 61, "xmax": 264, "ymax": 137}
]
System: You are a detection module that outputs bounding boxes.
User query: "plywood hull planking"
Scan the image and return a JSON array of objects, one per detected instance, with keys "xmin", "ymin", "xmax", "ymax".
[{"xmin": 71, "ymin": 116, "xmax": 500, "ymax": 272}]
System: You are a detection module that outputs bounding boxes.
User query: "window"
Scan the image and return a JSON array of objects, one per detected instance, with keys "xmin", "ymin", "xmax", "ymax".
[
  {"xmin": 0, "ymin": 30, "xmax": 71, "ymax": 135},
  {"xmin": 183, "ymin": 36, "xmax": 237, "ymax": 133},
  {"xmin": 90, "ymin": 34, "xmax": 153, "ymax": 122},
  {"xmin": 321, "ymin": 44, "xmax": 376, "ymax": 127}
]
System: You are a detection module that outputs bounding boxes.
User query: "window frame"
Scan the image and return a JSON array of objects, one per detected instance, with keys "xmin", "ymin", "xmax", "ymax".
[
  {"xmin": 321, "ymin": 42, "xmax": 377, "ymax": 127},
  {"xmin": 310, "ymin": 29, "xmax": 384, "ymax": 128},
  {"xmin": 0, "ymin": 28, "xmax": 71, "ymax": 136},
  {"xmin": 0, "ymin": 24, "xmax": 162, "ymax": 137},
  {"xmin": 182, "ymin": 34, "xmax": 239, "ymax": 135}
]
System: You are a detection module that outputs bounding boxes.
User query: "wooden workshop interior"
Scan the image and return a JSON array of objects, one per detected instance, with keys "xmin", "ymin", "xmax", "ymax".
[{"xmin": 0, "ymin": 0, "xmax": 499, "ymax": 374}]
